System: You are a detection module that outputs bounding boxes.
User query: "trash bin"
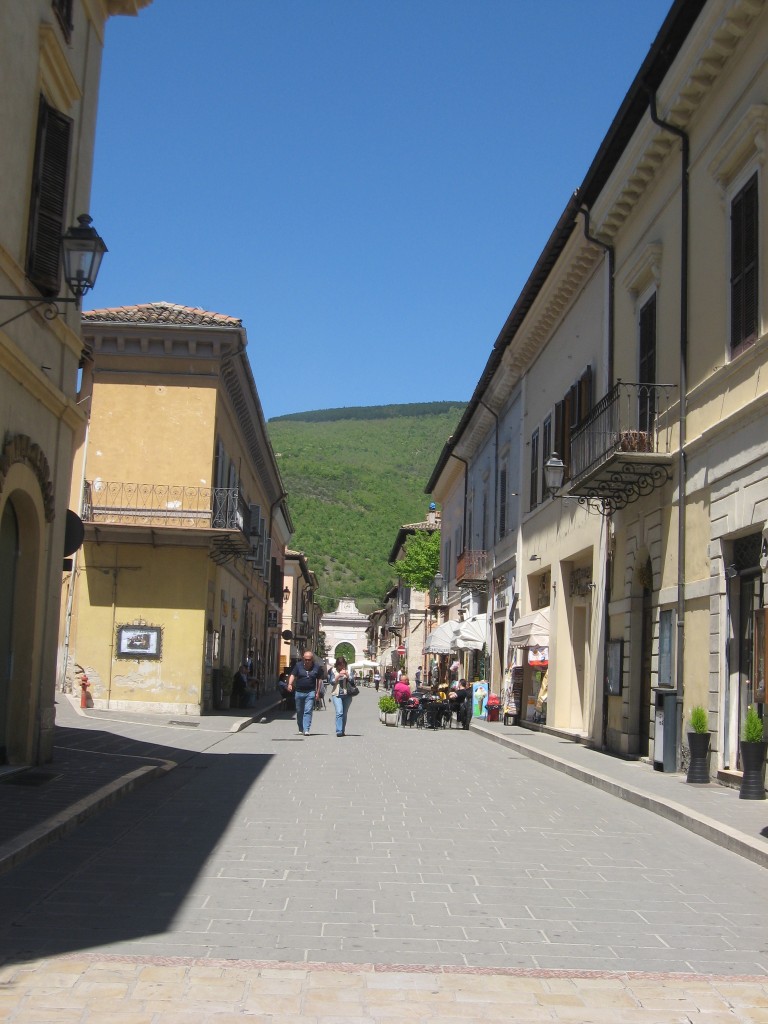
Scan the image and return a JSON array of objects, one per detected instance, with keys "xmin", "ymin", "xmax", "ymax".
[
  {"xmin": 653, "ymin": 689, "xmax": 678, "ymax": 772},
  {"xmin": 486, "ymin": 695, "xmax": 500, "ymax": 722}
]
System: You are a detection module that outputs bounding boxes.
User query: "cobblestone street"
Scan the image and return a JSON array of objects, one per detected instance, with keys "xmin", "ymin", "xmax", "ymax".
[{"xmin": 0, "ymin": 691, "xmax": 766, "ymax": 1020}]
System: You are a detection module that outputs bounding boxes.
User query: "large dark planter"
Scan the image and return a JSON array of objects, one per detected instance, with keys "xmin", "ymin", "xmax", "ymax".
[
  {"xmin": 739, "ymin": 740, "xmax": 767, "ymax": 800},
  {"xmin": 686, "ymin": 732, "xmax": 711, "ymax": 784}
]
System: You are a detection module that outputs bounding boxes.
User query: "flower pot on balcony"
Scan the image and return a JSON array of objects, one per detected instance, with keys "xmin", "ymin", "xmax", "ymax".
[{"xmin": 686, "ymin": 732, "xmax": 711, "ymax": 784}]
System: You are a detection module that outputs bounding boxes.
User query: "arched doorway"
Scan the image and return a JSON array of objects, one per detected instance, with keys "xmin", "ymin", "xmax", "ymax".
[{"xmin": 0, "ymin": 486, "xmax": 42, "ymax": 764}]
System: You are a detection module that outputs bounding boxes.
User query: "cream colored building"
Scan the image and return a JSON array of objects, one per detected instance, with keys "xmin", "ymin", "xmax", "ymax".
[
  {"xmin": 0, "ymin": 0, "xmax": 152, "ymax": 764},
  {"xmin": 428, "ymin": 0, "xmax": 768, "ymax": 778},
  {"xmin": 62, "ymin": 302, "xmax": 291, "ymax": 714}
]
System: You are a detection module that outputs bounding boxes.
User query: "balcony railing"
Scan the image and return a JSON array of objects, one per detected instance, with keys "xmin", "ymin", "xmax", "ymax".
[
  {"xmin": 82, "ymin": 482, "xmax": 250, "ymax": 534},
  {"xmin": 456, "ymin": 549, "xmax": 488, "ymax": 588},
  {"xmin": 569, "ymin": 381, "xmax": 675, "ymax": 483}
]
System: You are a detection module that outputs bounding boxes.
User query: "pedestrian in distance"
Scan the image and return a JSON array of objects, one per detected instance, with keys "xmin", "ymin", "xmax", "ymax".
[
  {"xmin": 232, "ymin": 662, "xmax": 249, "ymax": 708},
  {"xmin": 374, "ymin": 670, "xmax": 380, "ymax": 692},
  {"xmin": 288, "ymin": 650, "xmax": 325, "ymax": 736},
  {"xmin": 331, "ymin": 656, "xmax": 355, "ymax": 737},
  {"xmin": 415, "ymin": 666, "xmax": 422, "ymax": 686}
]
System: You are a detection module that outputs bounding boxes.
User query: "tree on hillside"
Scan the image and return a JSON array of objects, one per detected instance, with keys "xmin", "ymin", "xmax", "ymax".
[{"xmin": 395, "ymin": 530, "xmax": 440, "ymax": 592}]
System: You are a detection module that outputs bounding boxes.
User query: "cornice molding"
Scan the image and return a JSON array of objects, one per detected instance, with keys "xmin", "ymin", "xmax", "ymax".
[
  {"xmin": 708, "ymin": 103, "xmax": 768, "ymax": 188},
  {"xmin": 593, "ymin": 0, "xmax": 765, "ymax": 239}
]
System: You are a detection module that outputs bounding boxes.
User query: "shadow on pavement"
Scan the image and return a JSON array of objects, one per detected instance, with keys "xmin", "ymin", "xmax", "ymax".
[{"xmin": 0, "ymin": 726, "xmax": 275, "ymax": 967}]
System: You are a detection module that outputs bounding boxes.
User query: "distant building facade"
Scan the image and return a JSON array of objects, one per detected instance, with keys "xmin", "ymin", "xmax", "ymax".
[{"xmin": 62, "ymin": 302, "xmax": 291, "ymax": 714}]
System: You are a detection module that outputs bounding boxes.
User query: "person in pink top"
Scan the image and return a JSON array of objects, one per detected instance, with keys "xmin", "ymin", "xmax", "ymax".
[{"xmin": 393, "ymin": 676, "xmax": 411, "ymax": 705}]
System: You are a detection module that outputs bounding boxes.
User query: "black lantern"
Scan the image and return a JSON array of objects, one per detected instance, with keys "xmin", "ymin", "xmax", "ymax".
[
  {"xmin": 282, "ymin": 586, "xmax": 290, "ymax": 604},
  {"xmin": 61, "ymin": 215, "xmax": 108, "ymax": 307}
]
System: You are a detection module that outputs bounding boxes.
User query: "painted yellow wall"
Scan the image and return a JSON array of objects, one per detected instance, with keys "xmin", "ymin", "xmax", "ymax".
[
  {"xmin": 87, "ymin": 382, "xmax": 217, "ymax": 485},
  {"xmin": 73, "ymin": 542, "xmax": 209, "ymax": 706}
]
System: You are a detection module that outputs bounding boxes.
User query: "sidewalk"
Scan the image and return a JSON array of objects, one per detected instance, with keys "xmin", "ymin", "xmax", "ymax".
[
  {"xmin": 0, "ymin": 689, "xmax": 286, "ymax": 875},
  {"xmin": 0, "ymin": 692, "xmax": 765, "ymax": 878},
  {"xmin": 471, "ymin": 718, "xmax": 768, "ymax": 869}
]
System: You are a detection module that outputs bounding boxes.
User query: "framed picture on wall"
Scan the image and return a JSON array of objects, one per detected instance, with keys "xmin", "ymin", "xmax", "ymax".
[
  {"xmin": 606, "ymin": 639, "xmax": 623, "ymax": 695},
  {"xmin": 116, "ymin": 624, "xmax": 162, "ymax": 659}
]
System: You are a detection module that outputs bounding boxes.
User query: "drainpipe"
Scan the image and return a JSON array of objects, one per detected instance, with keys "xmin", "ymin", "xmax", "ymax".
[
  {"xmin": 580, "ymin": 208, "xmax": 615, "ymax": 389},
  {"xmin": 647, "ymin": 88, "xmax": 689, "ymax": 765},
  {"xmin": 580, "ymin": 207, "xmax": 615, "ymax": 750},
  {"xmin": 449, "ymin": 451, "xmax": 469, "ymax": 560},
  {"xmin": 478, "ymin": 399, "xmax": 500, "ymax": 545}
]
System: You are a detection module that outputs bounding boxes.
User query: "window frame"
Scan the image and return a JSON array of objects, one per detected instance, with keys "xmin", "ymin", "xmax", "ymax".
[{"xmin": 730, "ymin": 170, "xmax": 759, "ymax": 358}]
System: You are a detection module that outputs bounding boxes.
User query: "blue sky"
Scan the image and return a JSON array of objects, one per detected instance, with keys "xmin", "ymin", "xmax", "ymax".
[{"xmin": 89, "ymin": 0, "xmax": 672, "ymax": 420}]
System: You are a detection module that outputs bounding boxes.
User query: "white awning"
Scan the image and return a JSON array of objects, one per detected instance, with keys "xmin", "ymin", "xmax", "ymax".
[
  {"xmin": 455, "ymin": 615, "xmax": 486, "ymax": 651},
  {"xmin": 423, "ymin": 620, "xmax": 461, "ymax": 654},
  {"xmin": 508, "ymin": 607, "xmax": 550, "ymax": 648}
]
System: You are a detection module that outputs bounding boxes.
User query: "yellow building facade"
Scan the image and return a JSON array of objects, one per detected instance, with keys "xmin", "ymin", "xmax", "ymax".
[
  {"xmin": 62, "ymin": 303, "xmax": 291, "ymax": 714},
  {"xmin": 0, "ymin": 0, "xmax": 152, "ymax": 765}
]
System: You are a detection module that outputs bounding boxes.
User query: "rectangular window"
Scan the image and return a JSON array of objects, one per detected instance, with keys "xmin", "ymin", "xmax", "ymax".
[
  {"xmin": 26, "ymin": 96, "xmax": 72, "ymax": 296},
  {"xmin": 731, "ymin": 172, "xmax": 758, "ymax": 355},
  {"xmin": 638, "ymin": 294, "xmax": 656, "ymax": 435},
  {"xmin": 541, "ymin": 417, "xmax": 551, "ymax": 501},
  {"xmin": 52, "ymin": 0, "xmax": 74, "ymax": 41},
  {"xmin": 529, "ymin": 429, "xmax": 539, "ymax": 512},
  {"xmin": 499, "ymin": 466, "xmax": 507, "ymax": 537}
]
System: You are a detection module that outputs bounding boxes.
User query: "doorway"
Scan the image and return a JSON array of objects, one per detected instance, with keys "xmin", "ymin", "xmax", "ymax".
[
  {"xmin": 639, "ymin": 574, "xmax": 653, "ymax": 757},
  {"xmin": 0, "ymin": 500, "xmax": 19, "ymax": 763}
]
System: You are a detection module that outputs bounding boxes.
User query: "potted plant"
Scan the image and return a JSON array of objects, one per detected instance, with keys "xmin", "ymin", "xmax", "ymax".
[
  {"xmin": 739, "ymin": 704, "xmax": 766, "ymax": 800},
  {"xmin": 686, "ymin": 705, "xmax": 710, "ymax": 784},
  {"xmin": 378, "ymin": 694, "xmax": 398, "ymax": 726},
  {"xmin": 218, "ymin": 665, "xmax": 234, "ymax": 710}
]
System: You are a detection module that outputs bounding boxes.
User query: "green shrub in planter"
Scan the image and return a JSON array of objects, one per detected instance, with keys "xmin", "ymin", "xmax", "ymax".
[
  {"xmin": 378, "ymin": 695, "xmax": 398, "ymax": 715},
  {"xmin": 743, "ymin": 704, "xmax": 764, "ymax": 743},
  {"xmin": 689, "ymin": 705, "xmax": 708, "ymax": 734}
]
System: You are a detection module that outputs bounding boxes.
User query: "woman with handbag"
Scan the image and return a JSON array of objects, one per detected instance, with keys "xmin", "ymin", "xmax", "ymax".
[{"xmin": 331, "ymin": 656, "xmax": 357, "ymax": 737}]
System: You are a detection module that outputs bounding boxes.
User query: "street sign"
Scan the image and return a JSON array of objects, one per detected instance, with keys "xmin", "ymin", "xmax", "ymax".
[{"xmin": 396, "ymin": 645, "xmax": 406, "ymax": 655}]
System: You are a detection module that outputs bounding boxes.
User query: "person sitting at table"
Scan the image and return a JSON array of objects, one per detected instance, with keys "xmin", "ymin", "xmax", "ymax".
[
  {"xmin": 393, "ymin": 675, "xmax": 411, "ymax": 706},
  {"xmin": 448, "ymin": 678, "xmax": 472, "ymax": 729}
]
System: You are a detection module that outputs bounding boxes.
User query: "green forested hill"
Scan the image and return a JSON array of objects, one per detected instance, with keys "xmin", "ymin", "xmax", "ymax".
[{"xmin": 267, "ymin": 403, "xmax": 464, "ymax": 614}]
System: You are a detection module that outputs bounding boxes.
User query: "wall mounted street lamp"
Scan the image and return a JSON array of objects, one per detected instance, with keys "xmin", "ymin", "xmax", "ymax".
[
  {"xmin": 282, "ymin": 586, "xmax": 291, "ymax": 604},
  {"xmin": 543, "ymin": 452, "xmax": 565, "ymax": 497},
  {"xmin": 0, "ymin": 214, "xmax": 107, "ymax": 329}
]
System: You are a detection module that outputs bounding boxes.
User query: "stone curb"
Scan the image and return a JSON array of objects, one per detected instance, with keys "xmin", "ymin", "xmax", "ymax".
[
  {"xmin": 471, "ymin": 721, "xmax": 768, "ymax": 870},
  {"xmin": 0, "ymin": 762, "xmax": 170, "ymax": 876}
]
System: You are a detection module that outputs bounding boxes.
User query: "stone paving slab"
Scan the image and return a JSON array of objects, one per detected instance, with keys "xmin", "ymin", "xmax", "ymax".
[{"xmin": 1, "ymin": 955, "xmax": 767, "ymax": 1023}]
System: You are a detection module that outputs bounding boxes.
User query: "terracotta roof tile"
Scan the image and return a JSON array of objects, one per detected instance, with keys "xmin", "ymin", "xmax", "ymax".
[{"xmin": 82, "ymin": 301, "xmax": 242, "ymax": 328}]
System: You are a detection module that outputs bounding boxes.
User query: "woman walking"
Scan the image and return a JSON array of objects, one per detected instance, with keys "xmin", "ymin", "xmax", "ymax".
[{"xmin": 331, "ymin": 656, "xmax": 354, "ymax": 737}]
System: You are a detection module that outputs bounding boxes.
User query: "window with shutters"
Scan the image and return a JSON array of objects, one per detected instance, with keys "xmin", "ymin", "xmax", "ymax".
[
  {"xmin": 638, "ymin": 294, "xmax": 657, "ymax": 434},
  {"xmin": 52, "ymin": 0, "xmax": 74, "ymax": 41},
  {"xmin": 499, "ymin": 466, "xmax": 507, "ymax": 538},
  {"xmin": 553, "ymin": 365, "xmax": 593, "ymax": 483},
  {"xmin": 731, "ymin": 172, "xmax": 758, "ymax": 357},
  {"xmin": 529, "ymin": 428, "xmax": 539, "ymax": 512},
  {"xmin": 26, "ymin": 95, "xmax": 72, "ymax": 296},
  {"xmin": 541, "ymin": 416, "xmax": 552, "ymax": 501}
]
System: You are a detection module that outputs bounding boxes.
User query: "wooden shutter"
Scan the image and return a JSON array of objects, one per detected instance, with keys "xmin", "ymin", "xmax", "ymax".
[
  {"xmin": 731, "ymin": 173, "xmax": 758, "ymax": 353},
  {"xmin": 499, "ymin": 467, "xmax": 507, "ymax": 538},
  {"xmin": 638, "ymin": 297, "xmax": 656, "ymax": 434},
  {"xmin": 578, "ymin": 365, "xmax": 593, "ymax": 422},
  {"xmin": 26, "ymin": 97, "xmax": 72, "ymax": 296},
  {"xmin": 529, "ymin": 429, "xmax": 539, "ymax": 512}
]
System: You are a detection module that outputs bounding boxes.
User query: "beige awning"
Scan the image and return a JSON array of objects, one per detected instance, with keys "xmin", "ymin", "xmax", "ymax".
[
  {"xmin": 423, "ymin": 620, "xmax": 460, "ymax": 654},
  {"xmin": 508, "ymin": 607, "xmax": 550, "ymax": 648},
  {"xmin": 455, "ymin": 615, "xmax": 487, "ymax": 651}
]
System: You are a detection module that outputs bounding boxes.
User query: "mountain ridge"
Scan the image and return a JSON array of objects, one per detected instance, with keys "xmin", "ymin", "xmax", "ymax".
[{"xmin": 266, "ymin": 402, "xmax": 465, "ymax": 613}]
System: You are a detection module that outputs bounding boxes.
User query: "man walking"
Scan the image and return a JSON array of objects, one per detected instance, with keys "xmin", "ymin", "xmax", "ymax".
[{"xmin": 287, "ymin": 650, "xmax": 325, "ymax": 736}]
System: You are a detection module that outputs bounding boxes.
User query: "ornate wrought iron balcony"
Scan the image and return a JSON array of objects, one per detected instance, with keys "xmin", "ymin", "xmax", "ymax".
[
  {"xmin": 568, "ymin": 381, "xmax": 676, "ymax": 512},
  {"xmin": 82, "ymin": 481, "xmax": 250, "ymax": 536}
]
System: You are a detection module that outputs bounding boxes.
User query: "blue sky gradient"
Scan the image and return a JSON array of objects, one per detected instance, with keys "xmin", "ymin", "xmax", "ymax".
[{"xmin": 90, "ymin": 0, "xmax": 672, "ymax": 419}]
